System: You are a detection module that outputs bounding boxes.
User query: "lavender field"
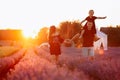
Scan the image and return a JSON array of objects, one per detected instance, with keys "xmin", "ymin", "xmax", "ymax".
[{"xmin": 0, "ymin": 46, "xmax": 120, "ymax": 80}]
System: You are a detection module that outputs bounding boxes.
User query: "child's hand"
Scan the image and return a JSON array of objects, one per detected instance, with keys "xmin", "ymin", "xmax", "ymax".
[{"xmin": 104, "ymin": 16, "xmax": 107, "ymax": 19}]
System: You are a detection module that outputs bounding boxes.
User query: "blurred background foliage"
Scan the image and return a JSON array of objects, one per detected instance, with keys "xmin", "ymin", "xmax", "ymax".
[{"xmin": 0, "ymin": 21, "xmax": 120, "ymax": 47}]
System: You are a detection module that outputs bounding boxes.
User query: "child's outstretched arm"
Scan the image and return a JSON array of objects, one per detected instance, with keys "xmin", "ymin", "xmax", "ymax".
[
  {"xmin": 80, "ymin": 19, "xmax": 86, "ymax": 25},
  {"xmin": 97, "ymin": 16, "xmax": 107, "ymax": 19}
]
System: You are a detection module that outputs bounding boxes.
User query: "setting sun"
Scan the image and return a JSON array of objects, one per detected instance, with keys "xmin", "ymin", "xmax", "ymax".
[{"xmin": 22, "ymin": 29, "xmax": 38, "ymax": 39}]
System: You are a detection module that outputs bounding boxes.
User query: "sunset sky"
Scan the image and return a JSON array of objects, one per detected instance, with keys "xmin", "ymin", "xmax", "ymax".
[{"xmin": 0, "ymin": 0, "xmax": 120, "ymax": 34}]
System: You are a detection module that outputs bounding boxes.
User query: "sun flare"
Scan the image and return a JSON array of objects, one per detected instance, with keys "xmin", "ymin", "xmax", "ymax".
[
  {"xmin": 22, "ymin": 29, "xmax": 38, "ymax": 39},
  {"xmin": 99, "ymin": 49, "xmax": 104, "ymax": 55}
]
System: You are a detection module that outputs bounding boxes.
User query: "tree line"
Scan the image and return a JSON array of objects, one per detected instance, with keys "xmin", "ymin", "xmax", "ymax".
[{"xmin": 0, "ymin": 21, "xmax": 120, "ymax": 47}]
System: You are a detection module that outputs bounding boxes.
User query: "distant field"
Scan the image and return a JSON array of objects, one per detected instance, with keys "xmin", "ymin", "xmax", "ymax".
[{"xmin": 0, "ymin": 46, "xmax": 20, "ymax": 58}]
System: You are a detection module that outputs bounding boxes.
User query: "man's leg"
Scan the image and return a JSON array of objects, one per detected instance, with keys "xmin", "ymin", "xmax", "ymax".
[
  {"xmin": 82, "ymin": 47, "xmax": 89, "ymax": 57},
  {"xmin": 89, "ymin": 47, "xmax": 95, "ymax": 61}
]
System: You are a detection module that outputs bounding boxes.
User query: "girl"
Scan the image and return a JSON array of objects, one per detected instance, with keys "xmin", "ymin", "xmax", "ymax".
[{"xmin": 48, "ymin": 25, "xmax": 64, "ymax": 62}]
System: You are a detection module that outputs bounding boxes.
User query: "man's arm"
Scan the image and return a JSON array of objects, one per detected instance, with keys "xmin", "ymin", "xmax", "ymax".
[
  {"xmin": 79, "ymin": 30, "xmax": 85, "ymax": 38},
  {"xmin": 97, "ymin": 16, "xmax": 107, "ymax": 19},
  {"xmin": 71, "ymin": 33, "xmax": 80, "ymax": 41}
]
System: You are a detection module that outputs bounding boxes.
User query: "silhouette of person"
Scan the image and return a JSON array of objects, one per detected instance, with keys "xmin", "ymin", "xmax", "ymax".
[
  {"xmin": 80, "ymin": 9, "xmax": 106, "ymax": 41},
  {"xmin": 81, "ymin": 22, "xmax": 96, "ymax": 60},
  {"xmin": 48, "ymin": 25, "xmax": 64, "ymax": 63}
]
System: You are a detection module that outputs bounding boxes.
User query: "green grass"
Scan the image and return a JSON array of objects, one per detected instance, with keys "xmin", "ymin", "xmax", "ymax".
[{"xmin": 0, "ymin": 46, "xmax": 20, "ymax": 58}]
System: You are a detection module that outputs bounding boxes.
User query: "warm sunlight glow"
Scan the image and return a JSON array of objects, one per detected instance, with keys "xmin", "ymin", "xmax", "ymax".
[
  {"xmin": 99, "ymin": 49, "xmax": 104, "ymax": 55},
  {"xmin": 22, "ymin": 29, "xmax": 37, "ymax": 39}
]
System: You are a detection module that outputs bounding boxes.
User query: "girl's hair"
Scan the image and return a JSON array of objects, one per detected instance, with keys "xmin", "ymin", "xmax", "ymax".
[
  {"xmin": 89, "ymin": 9, "xmax": 94, "ymax": 15},
  {"xmin": 49, "ymin": 25, "xmax": 56, "ymax": 39},
  {"xmin": 89, "ymin": 9, "xmax": 94, "ymax": 12}
]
